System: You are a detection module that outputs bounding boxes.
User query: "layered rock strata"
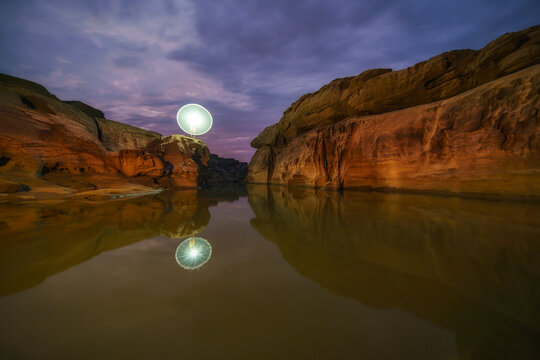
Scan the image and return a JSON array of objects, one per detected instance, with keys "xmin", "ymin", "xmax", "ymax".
[{"xmin": 249, "ymin": 25, "xmax": 540, "ymax": 196}]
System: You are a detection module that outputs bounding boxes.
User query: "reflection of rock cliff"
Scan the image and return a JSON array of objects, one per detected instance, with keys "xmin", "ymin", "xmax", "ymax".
[
  {"xmin": 0, "ymin": 73, "xmax": 214, "ymax": 199},
  {"xmin": 248, "ymin": 185, "xmax": 540, "ymax": 359},
  {"xmin": 248, "ymin": 25, "xmax": 540, "ymax": 196},
  {"xmin": 0, "ymin": 190, "xmax": 222, "ymax": 296}
]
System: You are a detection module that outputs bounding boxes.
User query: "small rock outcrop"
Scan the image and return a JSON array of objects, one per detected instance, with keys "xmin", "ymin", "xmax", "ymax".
[
  {"xmin": 198, "ymin": 154, "xmax": 248, "ymax": 186},
  {"xmin": 249, "ymin": 25, "xmax": 540, "ymax": 197},
  {"xmin": 146, "ymin": 135, "xmax": 210, "ymax": 187}
]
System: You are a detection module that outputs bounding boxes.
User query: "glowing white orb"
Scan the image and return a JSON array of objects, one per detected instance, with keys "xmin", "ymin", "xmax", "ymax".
[
  {"xmin": 175, "ymin": 237, "xmax": 212, "ymax": 270},
  {"xmin": 176, "ymin": 104, "xmax": 213, "ymax": 136}
]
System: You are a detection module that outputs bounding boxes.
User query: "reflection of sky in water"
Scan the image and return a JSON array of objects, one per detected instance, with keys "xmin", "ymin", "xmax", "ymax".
[{"xmin": 175, "ymin": 237, "xmax": 212, "ymax": 270}]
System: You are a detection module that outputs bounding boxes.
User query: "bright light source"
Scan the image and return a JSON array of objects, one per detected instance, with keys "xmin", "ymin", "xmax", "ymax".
[
  {"xmin": 175, "ymin": 237, "xmax": 212, "ymax": 270},
  {"xmin": 188, "ymin": 113, "xmax": 202, "ymax": 127},
  {"xmin": 176, "ymin": 104, "xmax": 213, "ymax": 136}
]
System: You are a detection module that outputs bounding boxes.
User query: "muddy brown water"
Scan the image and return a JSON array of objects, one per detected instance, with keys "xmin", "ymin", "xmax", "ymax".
[{"xmin": 0, "ymin": 185, "xmax": 539, "ymax": 359}]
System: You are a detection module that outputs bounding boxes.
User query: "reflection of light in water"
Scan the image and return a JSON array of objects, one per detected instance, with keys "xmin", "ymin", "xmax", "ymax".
[{"xmin": 175, "ymin": 237, "xmax": 212, "ymax": 270}]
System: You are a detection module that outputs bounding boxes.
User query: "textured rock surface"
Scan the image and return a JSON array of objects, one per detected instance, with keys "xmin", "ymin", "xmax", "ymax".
[
  {"xmin": 0, "ymin": 73, "xmax": 211, "ymax": 199},
  {"xmin": 146, "ymin": 135, "xmax": 210, "ymax": 187},
  {"xmin": 116, "ymin": 149, "xmax": 164, "ymax": 178},
  {"xmin": 65, "ymin": 100, "xmax": 161, "ymax": 151},
  {"xmin": 0, "ymin": 73, "xmax": 59, "ymax": 100},
  {"xmin": 64, "ymin": 100, "xmax": 105, "ymax": 119},
  {"xmin": 96, "ymin": 117, "xmax": 161, "ymax": 151},
  {"xmin": 249, "ymin": 26, "xmax": 540, "ymax": 196},
  {"xmin": 248, "ymin": 185, "xmax": 540, "ymax": 359}
]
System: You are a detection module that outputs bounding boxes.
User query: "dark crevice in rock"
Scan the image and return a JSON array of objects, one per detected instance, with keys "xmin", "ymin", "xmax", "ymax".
[
  {"xmin": 93, "ymin": 118, "xmax": 103, "ymax": 141},
  {"xmin": 267, "ymin": 148, "xmax": 275, "ymax": 184},
  {"xmin": 39, "ymin": 162, "xmax": 60, "ymax": 176},
  {"xmin": 19, "ymin": 95, "xmax": 36, "ymax": 109},
  {"xmin": 17, "ymin": 184, "xmax": 31, "ymax": 192},
  {"xmin": 0, "ymin": 156, "xmax": 10, "ymax": 167},
  {"xmin": 162, "ymin": 160, "xmax": 174, "ymax": 176}
]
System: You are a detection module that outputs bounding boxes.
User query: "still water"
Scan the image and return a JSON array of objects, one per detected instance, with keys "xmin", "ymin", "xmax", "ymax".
[{"xmin": 0, "ymin": 185, "xmax": 539, "ymax": 359}]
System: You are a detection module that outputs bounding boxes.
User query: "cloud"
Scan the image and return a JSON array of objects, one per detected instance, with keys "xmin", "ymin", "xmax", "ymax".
[
  {"xmin": 112, "ymin": 56, "xmax": 142, "ymax": 68},
  {"xmin": 1, "ymin": 0, "xmax": 539, "ymax": 161},
  {"xmin": 38, "ymin": 70, "xmax": 83, "ymax": 90}
]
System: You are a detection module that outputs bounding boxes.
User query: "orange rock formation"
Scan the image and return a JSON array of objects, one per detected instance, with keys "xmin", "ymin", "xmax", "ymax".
[
  {"xmin": 0, "ymin": 73, "xmax": 209, "ymax": 200},
  {"xmin": 248, "ymin": 25, "xmax": 540, "ymax": 196}
]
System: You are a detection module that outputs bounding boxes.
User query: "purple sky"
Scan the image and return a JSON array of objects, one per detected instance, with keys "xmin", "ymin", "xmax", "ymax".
[{"xmin": 1, "ymin": 0, "xmax": 538, "ymax": 161}]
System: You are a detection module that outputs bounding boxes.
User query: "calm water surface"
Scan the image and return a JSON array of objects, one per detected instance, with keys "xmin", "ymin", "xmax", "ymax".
[{"xmin": 0, "ymin": 185, "xmax": 539, "ymax": 359}]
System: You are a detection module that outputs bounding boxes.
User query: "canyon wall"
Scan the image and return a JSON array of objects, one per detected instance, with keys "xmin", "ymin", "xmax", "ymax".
[{"xmin": 249, "ymin": 25, "xmax": 540, "ymax": 196}]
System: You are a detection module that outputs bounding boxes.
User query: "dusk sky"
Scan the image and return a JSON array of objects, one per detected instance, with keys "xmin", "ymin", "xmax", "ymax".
[{"xmin": 1, "ymin": 0, "xmax": 538, "ymax": 161}]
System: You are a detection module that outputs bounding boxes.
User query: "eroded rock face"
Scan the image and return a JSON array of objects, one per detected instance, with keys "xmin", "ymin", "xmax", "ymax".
[
  {"xmin": 116, "ymin": 149, "xmax": 164, "ymax": 178},
  {"xmin": 96, "ymin": 118, "xmax": 161, "ymax": 151},
  {"xmin": 0, "ymin": 74, "xmax": 210, "ymax": 198},
  {"xmin": 249, "ymin": 26, "xmax": 540, "ymax": 196},
  {"xmin": 64, "ymin": 101, "xmax": 162, "ymax": 151},
  {"xmin": 146, "ymin": 135, "xmax": 210, "ymax": 187}
]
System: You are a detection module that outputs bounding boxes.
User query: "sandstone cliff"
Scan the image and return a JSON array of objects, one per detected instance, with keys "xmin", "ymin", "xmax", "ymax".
[
  {"xmin": 249, "ymin": 25, "xmax": 540, "ymax": 196},
  {"xmin": 0, "ymin": 73, "xmax": 210, "ymax": 200},
  {"xmin": 65, "ymin": 101, "xmax": 162, "ymax": 151}
]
